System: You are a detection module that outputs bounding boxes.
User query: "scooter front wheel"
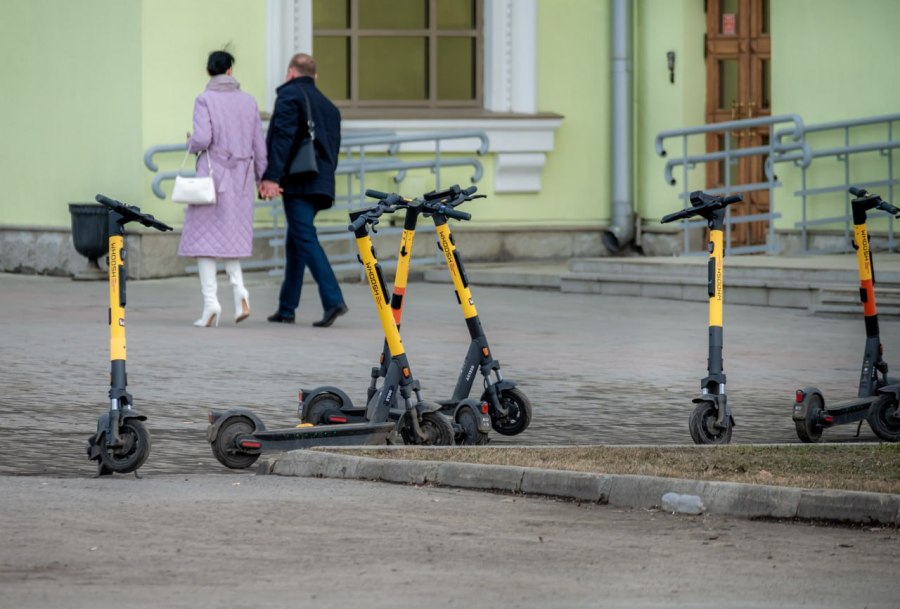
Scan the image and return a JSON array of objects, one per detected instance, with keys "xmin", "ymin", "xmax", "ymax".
[
  {"xmin": 487, "ymin": 387, "xmax": 533, "ymax": 436},
  {"xmin": 400, "ymin": 408, "xmax": 455, "ymax": 446},
  {"xmin": 688, "ymin": 401, "xmax": 733, "ymax": 445},
  {"xmin": 868, "ymin": 394, "xmax": 900, "ymax": 442},
  {"xmin": 98, "ymin": 418, "xmax": 151, "ymax": 474},
  {"xmin": 211, "ymin": 416, "xmax": 261, "ymax": 469},
  {"xmin": 419, "ymin": 412, "xmax": 455, "ymax": 446},
  {"xmin": 795, "ymin": 393, "xmax": 824, "ymax": 443}
]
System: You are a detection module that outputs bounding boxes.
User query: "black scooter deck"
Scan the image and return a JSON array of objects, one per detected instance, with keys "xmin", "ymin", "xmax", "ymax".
[
  {"xmin": 824, "ymin": 396, "xmax": 875, "ymax": 426},
  {"xmin": 247, "ymin": 421, "xmax": 395, "ymax": 451}
]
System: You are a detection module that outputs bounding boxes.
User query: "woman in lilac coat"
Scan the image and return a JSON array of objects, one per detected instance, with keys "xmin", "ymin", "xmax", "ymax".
[{"xmin": 179, "ymin": 50, "xmax": 267, "ymax": 327}]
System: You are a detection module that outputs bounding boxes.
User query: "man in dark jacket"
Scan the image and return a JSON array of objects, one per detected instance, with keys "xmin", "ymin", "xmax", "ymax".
[{"xmin": 259, "ymin": 53, "xmax": 347, "ymax": 327}]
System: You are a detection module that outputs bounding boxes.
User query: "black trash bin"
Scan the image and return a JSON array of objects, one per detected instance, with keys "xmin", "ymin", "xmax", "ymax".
[{"xmin": 69, "ymin": 203, "xmax": 108, "ymax": 280}]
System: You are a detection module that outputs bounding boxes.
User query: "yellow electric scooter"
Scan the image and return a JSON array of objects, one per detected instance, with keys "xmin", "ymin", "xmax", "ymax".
[
  {"xmin": 300, "ymin": 186, "xmax": 531, "ymax": 444},
  {"xmin": 207, "ymin": 200, "xmax": 454, "ymax": 469},
  {"xmin": 661, "ymin": 191, "xmax": 742, "ymax": 444},
  {"xmin": 86, "ymin": 194, "xmax": 173, "ymax": 475}
]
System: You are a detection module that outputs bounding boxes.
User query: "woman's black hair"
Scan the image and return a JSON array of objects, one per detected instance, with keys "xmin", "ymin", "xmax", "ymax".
[{"xmin": 207, "ymin": 50, "xmax": 235, "ymax": 76}]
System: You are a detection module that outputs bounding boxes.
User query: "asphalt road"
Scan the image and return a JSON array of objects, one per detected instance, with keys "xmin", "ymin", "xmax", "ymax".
[{"xmin": 1, "ymin": 474, "xmax": 898, "ymax": 609}]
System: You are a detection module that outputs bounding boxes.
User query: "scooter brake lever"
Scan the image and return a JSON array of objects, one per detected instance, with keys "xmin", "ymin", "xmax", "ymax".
[{"xmin": 876, "ymin": 200, "xmax": 900, "ymax": 217}]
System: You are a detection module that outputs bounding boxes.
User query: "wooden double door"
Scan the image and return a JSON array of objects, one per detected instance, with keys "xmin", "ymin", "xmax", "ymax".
[{"xmin": 706, "ymin": 0, "xmax": 771, "ymax": 247}]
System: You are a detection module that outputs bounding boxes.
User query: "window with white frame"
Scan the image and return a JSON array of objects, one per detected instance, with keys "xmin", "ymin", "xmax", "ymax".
[
  {"xmin": 265, "ymin": 0, "xmax": 560, "ymax": 193},
  {"xmin": 312, "ymin": 0, "xmax": 482, "ymax": 108}
]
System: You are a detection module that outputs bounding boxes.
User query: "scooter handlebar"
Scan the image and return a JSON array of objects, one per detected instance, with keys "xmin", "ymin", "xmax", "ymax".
[
  {"xmin": 876, "ymin": 200, "xmax": 900, "ymax": 216},
  {"xmin": 850, "ymin": 187, "xmax": 900, "ymax": 216},
  {"xmin": 661, "ymin": 192, "xmax": 743, "ymax": 223},
  {"xmin": 438, "ymin": 206, "xmax": 471, "ymax": 221},
  {"xmin": 423, "ymin": 184, "xmax": 462, "ymax": 201},
  {"xmin": 365, "ymin": 189, "xmax": 391, "ymax": 200},
  {"xmin": 95, "ymin": 194, "xmax": 173, "ymax": 232},
  {"xmin": 348, "ymin": 213, "xmax": 372, "ymax": 232},
  {"xmin": 660, "ymin": 208, "xmax": 692, "ymax": 224}
]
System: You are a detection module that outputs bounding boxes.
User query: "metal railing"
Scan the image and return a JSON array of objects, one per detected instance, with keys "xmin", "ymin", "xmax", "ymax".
[
  {"xmin": 776, "ymin": 113, "xmax": 900, "ymax": 253},
  {"xmin": 655, "ymin": 114, "xmax": 811, "ymax": 255},
  {"xmin": 144, "ymin": 130, "xmax": 488, "ymax": 274}
]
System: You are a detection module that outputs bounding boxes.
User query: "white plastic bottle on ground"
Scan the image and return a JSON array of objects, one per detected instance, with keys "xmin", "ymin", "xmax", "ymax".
[{"xmin": 661, "ymin": 492, "xmax": 705, "ymax": 515}]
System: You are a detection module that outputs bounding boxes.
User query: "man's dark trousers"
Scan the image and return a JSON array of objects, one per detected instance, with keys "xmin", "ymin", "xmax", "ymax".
[{"xmin": 276, "ymin": 194, "xmax": 344, "ymax": 317}]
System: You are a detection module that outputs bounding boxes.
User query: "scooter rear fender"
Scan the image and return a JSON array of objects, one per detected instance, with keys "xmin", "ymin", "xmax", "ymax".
[
  {"xmin": 454, "ymin": 398, "xmax": 492, "ymax": 433},
  {"xmin": 299, "ymin": 386, "xmax": 355, "ymax": 420},
  {"xmin": 206, "ymin": 408, "xmax": 267, "ymax": 443},
  {"xmin": 792, "ymin": 386, "xmax": 824, "ymax": 422}
]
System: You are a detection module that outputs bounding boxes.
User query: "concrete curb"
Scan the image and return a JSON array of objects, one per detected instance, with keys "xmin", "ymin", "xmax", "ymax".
[{"xmin": 260, "ymin": 450, "xmax": 900, "ymax": 527}]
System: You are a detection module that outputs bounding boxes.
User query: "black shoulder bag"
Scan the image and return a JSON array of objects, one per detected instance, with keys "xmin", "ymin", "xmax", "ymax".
[{"xmin": 287, "ymin": 89, "xmax": 319, "ymax": 178}]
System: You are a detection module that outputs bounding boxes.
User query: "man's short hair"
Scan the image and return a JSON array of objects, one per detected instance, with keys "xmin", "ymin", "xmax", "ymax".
[{"xmin": 289, "ymin": 53, "xmax": 317, "ymax": 77}]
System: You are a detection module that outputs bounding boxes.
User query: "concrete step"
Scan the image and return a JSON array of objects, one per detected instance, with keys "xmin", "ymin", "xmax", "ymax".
[
  {"xmin": 560, "ymin": 271, "xmax": 818, "ymax": 308},
  {"xmin": 812, "ymin": 286, "xmax": 900, "ymax": 319},
  {"xmin": 568, "ymin": 256, "xmax": 900, "ymax": 287},
  {"xmin": 421, "ymin": 254, "xmax": 900, "ymax": 316}
]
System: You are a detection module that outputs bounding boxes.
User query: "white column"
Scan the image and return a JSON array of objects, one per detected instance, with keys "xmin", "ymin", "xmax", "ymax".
[
  {"xmin": 265, "ymin": 0, "xmax": 312, "ymax": 111},
  {"xmin": 509, "ymin": 0, "xmax": 537, "ymax": 114}
]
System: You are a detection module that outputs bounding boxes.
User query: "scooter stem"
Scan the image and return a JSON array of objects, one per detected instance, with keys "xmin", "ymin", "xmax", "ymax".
[{"xmin": 107, "ymin": 213, "xmax": 129, "ymax": 446}]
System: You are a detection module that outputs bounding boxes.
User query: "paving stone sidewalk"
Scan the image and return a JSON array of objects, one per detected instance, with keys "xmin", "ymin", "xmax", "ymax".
[{"xmin": 2, "ymin": 270, "xmax": 898, "ymax": 521}]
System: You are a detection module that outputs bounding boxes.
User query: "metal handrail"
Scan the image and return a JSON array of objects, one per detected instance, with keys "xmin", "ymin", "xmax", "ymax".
[
  {"xmin": 146, "ymin": 129, "xmax": 489, "ymax": 275},
  {"xmin": 656, "ymin": 114, "xmax": 807, "ymax": 155},
  {"xmin": 789, "ymin": 114, "xmax": 900, "ymax": 253},
  {"xmin": 655, "ymin": 114, "xmax": 811, "ymax": 255}
]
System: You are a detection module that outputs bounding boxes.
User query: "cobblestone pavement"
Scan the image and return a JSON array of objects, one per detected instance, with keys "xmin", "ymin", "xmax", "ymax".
[{"xmin": 0, "ymin": 271, "xmax": 891, "ymax": 477}]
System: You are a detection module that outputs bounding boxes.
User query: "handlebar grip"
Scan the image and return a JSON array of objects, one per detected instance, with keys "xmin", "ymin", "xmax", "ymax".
[
  {"xmin": 462, "ymin": 185, "xmax": 478, "ymax": 196},
  {"xmin": 443, "ymin": 207, "xmax": 471, "ymax": 221},
  {"xmin": 95, "ymin": 194, "xmax": 117, "ymax": 207},
  {"xmin": 849, "ymin": 186, "xmax": 867, "ymax": 197},
  {"xmin": 660, "ymin": 209, "xmax": 691, "ymax": 224},
  {"xmin": 722, "ymin": 195, "xmax": 743, "ymax": 205},
  {"xmin": 348, "ymin": 215, "xmax": 369, "ymax": 232},
  {"xmin": 365, "ymin": 189, "xmax": 391, "ymax": 200}
]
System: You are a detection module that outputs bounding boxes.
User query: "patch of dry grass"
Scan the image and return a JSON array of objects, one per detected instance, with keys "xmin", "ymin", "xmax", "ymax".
[{"xmin": 330, "ymin": 444, "xmax": 900, "ymax": 494}]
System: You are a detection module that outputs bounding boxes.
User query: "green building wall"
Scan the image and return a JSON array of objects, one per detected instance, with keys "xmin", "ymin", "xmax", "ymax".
[
  {"xmin": 2, "ymin": 0, "xmax": 899, "ymax": 252},
  {"xmin": 139, "ymin": 0, "xmax": 267, "ymax": 228},
  {"xmin": 0, "ymin": 0, "xmax": 143, "ymax": 227},
  {"xmin": 771, "ymin": 0, "xmax": 900, "ymax": 232}
]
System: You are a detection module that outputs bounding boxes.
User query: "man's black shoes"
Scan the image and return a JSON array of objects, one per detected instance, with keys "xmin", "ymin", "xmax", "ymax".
[
  {"xmin": 267, "ymin": 312, "xmax": 295, "ymax": 324},
  {"xmin": 313, "ymin": 303, "xmax": 349, "ymax": 328}
]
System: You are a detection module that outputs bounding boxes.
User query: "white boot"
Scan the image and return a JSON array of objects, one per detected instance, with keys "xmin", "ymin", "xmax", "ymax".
[
  {"xmin": 225, "ymin": 259, "xmax": 250, "ymax": 323},
  {"xmin": 193, "ymin": 257, "xmax": 221, "ymax": 327}
]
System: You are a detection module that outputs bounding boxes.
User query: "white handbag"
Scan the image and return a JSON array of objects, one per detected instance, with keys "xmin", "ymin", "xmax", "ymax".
[{"xmin": 172, "ymin": 150, "xmax": 216, "ymax": 205}]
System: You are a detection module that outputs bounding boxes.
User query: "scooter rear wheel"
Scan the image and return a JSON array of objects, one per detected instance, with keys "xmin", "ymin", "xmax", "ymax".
[
  {"xmin": 211, "ymin": 416, "xmax": 260, "ymax": 469},
  {"xmin": 305, "ymin": 393, "xmax": 344, "ymax": 425},
  {"xmin": 98, "ymin": 418, "xmax": 151, "ymax": 474},
  {"xmin": 867, "ymin": 393, "xmax": 900, "ymax": 442},
  {"xmin": 456, "ymin": 407, "xmax": 490, "ymax": 446},
  {"xmin": 688, "ymin": 400, "xmax": 733, "ymax": 445},
  {"xmin": 795, "ymin": 393, "xmax": 824, "ymax": 443},
  {"xmin": 487, "ymin": 387, "xmax": 533, "ymax": 436}
]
